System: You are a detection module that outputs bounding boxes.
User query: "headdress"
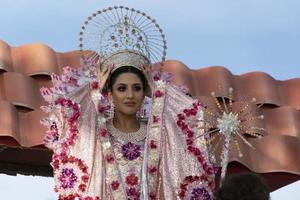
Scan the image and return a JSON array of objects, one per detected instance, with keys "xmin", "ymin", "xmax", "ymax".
[{"xmin": 79, "ymin": 6, "xmax": 167, "ymax": 73}]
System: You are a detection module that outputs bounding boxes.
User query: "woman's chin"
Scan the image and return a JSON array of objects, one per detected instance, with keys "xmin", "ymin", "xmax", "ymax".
[{"xmin": 119, "ymin": 108, "xmax": 140, "ymax": 116}]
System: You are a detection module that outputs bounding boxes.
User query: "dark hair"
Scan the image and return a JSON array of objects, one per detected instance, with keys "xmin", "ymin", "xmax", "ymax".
[
  {"xmin": 215, "ymin": 172, "xmax": 270, "ymax": 200},
  {"xmin": 107, "ymin": 66, "xmax": 148, "ymax": 93}
]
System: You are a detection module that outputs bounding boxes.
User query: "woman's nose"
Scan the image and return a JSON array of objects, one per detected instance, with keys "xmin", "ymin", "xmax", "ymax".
[{"xmin": 126, "ymin": 88, "xmax": 133, "ymax": 98}]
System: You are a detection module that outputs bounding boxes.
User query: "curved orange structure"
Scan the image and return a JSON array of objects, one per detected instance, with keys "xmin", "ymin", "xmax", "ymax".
[{"xmin": 0, "ymin": 40, "xmax": 299, "ymax": 190}]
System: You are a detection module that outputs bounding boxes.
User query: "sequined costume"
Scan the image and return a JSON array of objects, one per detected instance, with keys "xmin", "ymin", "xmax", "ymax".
[
  {"xmin": 40, "ymin": 6, "xmax": 216, "ymax": 200},
  {"xmin": 41, "ymin": 70, "xmax": 216, "ymax": 200}
]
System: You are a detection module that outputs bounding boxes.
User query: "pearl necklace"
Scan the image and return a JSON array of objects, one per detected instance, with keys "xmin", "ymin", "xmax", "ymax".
[{"xmin": 108, "ymin": 122, "xmax": 147, "ymax": 143}]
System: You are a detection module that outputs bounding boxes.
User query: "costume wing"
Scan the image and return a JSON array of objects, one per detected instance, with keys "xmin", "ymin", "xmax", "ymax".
[
  {"xmin": 142, "ymin": 80, "xmax": 215, "ymax": 200},
  {"xmin": 40, "ymin": 64, "xmax": 106, "ymax": 199}
]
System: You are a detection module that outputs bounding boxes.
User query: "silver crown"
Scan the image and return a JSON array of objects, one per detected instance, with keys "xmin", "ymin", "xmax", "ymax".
[
  {"xmin": 79, "ymin": 6, "xmax": 167, "ymax": 72},
  {"xmin": 101, "ymin": 50, "xmax": 150, "ymax": 73}
]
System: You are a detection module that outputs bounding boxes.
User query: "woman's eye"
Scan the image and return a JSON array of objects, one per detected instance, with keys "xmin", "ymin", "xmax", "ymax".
[
  {"xmin": 134, "ymin": 86, "xmax": 142, "ymax": 91},
  {"xmin": 117, "ymin": 86, "xmax": 126, "ymax": 92}
]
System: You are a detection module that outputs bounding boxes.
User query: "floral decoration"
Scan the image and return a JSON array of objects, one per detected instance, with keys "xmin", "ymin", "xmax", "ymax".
[
  {"xmin": 178, "ymin": 175, "xmax": 214, "ymax": 200},
  {"xmin": 125, "ymin": 173, "xmax": 140, "ymax": 199},
  {"xmin": 52, "ymin": 154, "xmax": 90, "ymax": 197},
  {"xmin": 146, "ymin": 74, "xmax": 167, "ymax": 199},
  {"xmin": 176, "ymin": 100, "xmax": 216, "ymax": 176},
  {"xmin": 122, "ymin": 142, "xmax": 142, "ymax": 160}
]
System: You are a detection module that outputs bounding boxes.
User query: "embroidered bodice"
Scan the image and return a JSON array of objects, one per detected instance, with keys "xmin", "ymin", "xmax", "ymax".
[
  {"xmin": 41, "ymin": 75, "xmax": 216, "ymax": 200},
  {"xmin": 107, "ymin": 122, "xmax": 147, "ymax": 199}
]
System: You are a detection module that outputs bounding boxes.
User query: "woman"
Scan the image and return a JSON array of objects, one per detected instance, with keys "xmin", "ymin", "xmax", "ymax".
[
  {"xmin": 41, "ymin": 6, "xmax": 215, "ymax": 200},
  {"xmin": 105, "ymin": 66, "xmax": 149, "ymax": 199}
]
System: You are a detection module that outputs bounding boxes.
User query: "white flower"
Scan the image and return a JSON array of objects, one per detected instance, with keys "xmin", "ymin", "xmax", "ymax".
[
  {"xmin": 217, "ymin": 112, "xmax": 240, "ymax": 136},
  {"xmin": 156, "ymin": 80, "xmax": 166, "ymax": 90}
]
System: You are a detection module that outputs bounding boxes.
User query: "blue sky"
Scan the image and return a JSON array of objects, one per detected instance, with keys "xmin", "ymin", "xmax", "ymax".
[
  {"xmin": 1, "ymin": 0, "xmax": 300, "ymax": 79},
  {"xmin": 0, "ymin": 0, "xmax": 299, "ymax": 199}
]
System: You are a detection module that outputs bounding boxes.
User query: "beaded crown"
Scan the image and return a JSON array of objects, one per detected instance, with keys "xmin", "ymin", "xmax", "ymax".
[{"xmin": 79, "ymin": 6, "xmax": 167, "ymax": 72}]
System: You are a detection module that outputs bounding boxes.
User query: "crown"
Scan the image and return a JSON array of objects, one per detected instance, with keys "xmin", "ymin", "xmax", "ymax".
[
  {"xmin": 79, "ymin": 6, "xmax": 167, "ymax": 72},
  {"xmin": 101, "ymin": 50, "xmax": 150, "ymax": 73}
]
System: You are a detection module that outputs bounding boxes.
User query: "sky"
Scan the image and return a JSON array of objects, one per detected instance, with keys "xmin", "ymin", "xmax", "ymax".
[
  {"xmin": 0, "ymin": 0, "xmax": 299, "ymax": 199},
  {"xmin": 1, "ymin": 0, "xmax": 300, "ymax": 79}
]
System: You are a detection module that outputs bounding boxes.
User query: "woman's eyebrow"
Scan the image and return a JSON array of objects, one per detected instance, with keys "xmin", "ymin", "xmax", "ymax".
[
  {"xmin": 115, "ymin": 83, "xmax": 127, "ymax": 86},
  {"xmin": 115, "ymin": 83, "xmax": 142, "ymax": 86}
]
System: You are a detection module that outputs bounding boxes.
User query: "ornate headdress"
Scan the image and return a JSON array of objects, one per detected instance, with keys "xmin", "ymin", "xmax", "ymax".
[{"xmin": 79, "ymin": 6, "xmax": 167, "ymax": 73}]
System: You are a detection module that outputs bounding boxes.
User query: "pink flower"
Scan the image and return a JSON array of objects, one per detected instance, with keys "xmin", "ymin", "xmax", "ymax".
[
  {"xmin": 126, "ymin": 174, "xmax": 139, "ymax": 186},
  {"xmin": 79, "ymin": 183, "xmax": 87, "ymax": 192},
  {"xmin": 105, "ymin": 154, "xmax": 114, "ymax": 163},
  {"xmin": 127, "ymin": 187, "xmax": 140, "ymax": 197},
  {"xmin": 149, "ymin": 191, "xmax": 156, "ymax": 200},
  {"xmin": 91, "ymin": 82, "xmax": 99, "ymax": 90},
  {"xmin": 81, "ymin": 175, "xmax": 89, "ymax": 183},
  {"xmin": 98, "ymin": 104, "xmax": 106, "ymax": 113},
  {"xmin": 153, "ymin": 115, "xmax": 160, "ymax": 123},
  {"xmin": 154, "ymin": 90, "xmax": 164, "ymax": 98},
  {"xmin": 153, "ymin": 73, "xmax": 160, "ymax": 81},
  {"xmin": 99, "ymin": 129, "xmax": 108, "ymax": 137},
  {"xmin": 111, "ymin": 181, "xmax": 120, "ymax": 190},
  {"xmin": 148, "ymin": 165, "xmax": 157, "ymax": 174},
  {"xmin": 150, "ymin": 140, "xmax": 157, "ymax": 149}
]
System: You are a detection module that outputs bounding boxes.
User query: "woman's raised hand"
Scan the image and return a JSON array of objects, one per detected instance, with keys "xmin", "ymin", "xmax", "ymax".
[
  {"xmin": 97, "ymin": 64, "xmax": 114, "ymax": 90},
  {"xmin": 140, "ymin": 63, "xmax": 153, "ymax": 95}
]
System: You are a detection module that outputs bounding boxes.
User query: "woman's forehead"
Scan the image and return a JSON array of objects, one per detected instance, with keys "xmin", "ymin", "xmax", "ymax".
[{"xmin": 113, "ymin": 73, "xmax": 142, "ymax": 85}]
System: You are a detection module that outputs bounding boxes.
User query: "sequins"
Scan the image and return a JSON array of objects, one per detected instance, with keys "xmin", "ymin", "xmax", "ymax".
[
  {"xmin": 176, "ymin": 100, "xmax": 216, "ymax": 175},
  {"xmin": 178, "ymin": 175, "xmax": 214, "ymax": 200},
  {"xmin": 126, "ymin": 173, "xmax": 139, "ymax": 186},
  {"xmin": 146, "ymin": 77, "xmax": 166, "ymax": 198},
  {"xmin": 52, "ymin": 154, "xmax": 90, "ymax": 195},
  {"xmin": 190, "ymin": 187, "xmax": 210, "ymax": 200},
  {"xmin": 59, "ymin": 168, "xmax": 78, "ymax": 189},
  {"xmin": 122, "ymin": 142, "xmax": 142, "ymax": 160}
]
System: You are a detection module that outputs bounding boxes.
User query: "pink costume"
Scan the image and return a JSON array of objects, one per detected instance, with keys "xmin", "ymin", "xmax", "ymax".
[
  {"xmin": 40, "ymin": 6, "xmax": 216, "ymax": 200},
  {"xmin": 41, "ymin": 72, "xmax": 215, "ymax": 200}
]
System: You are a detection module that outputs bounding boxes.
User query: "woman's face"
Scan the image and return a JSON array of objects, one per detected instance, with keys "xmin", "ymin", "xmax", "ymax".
[{"xmin": 110, "ymin": 72, "xmax": 145, "ymax": 117}]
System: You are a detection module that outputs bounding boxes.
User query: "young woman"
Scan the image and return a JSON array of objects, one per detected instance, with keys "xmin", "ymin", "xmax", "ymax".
[{"xmin": 41, "ymin": 6, "xmax": 215, "ymax": 200}]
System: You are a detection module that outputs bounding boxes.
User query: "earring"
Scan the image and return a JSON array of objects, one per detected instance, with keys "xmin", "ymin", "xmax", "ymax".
[
  {"xmin": 137, "ymin": 97, "xmax": 150, "ymax": 122},
  {"xmin": 107, "ymin": 98, "xmax": 115, "ymax": 121}
]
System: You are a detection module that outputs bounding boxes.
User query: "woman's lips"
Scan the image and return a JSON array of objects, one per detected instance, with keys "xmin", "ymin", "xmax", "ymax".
[{"xmin": 124, "ymin": 102, "xmax": 136, "ymax": 107}]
